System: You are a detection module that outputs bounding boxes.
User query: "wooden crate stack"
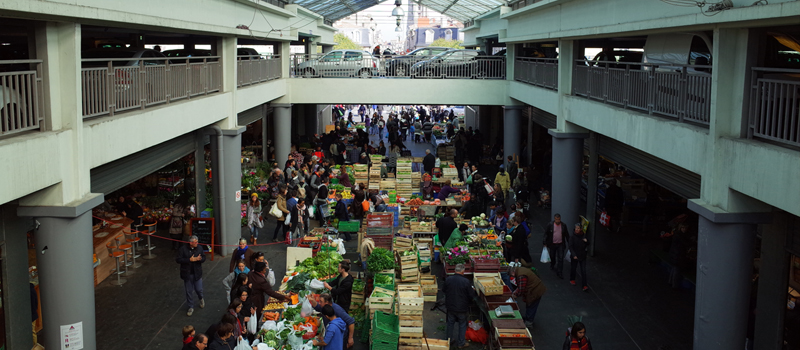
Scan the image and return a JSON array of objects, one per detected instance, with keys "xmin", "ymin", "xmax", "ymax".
[
  {"xmin": 396, "ymin": 159, "xmax": 414, "ymax": 200},
  {"xmin": 399, "ymin": 339, "xmax": 449, "ymax": 350},
  {"xmin": 369, "ymin": 155, "xmax": 384, "ymax": 190},
  {"xmin": 416, "ymin": 242, "xmax": 432, "ymax": 270},
  {"xmin": 354, "ymin": 164, "xmax": 369, "ymax": 187},
  {"xmin": 420, "ymin": 275, "xmax": 438, "ymax": 302},
  {"xmin": 393, "ymin": 236, "xmax": 414, "ymax": 253},
  {"xmin": 396, "ymin": 284, "xmax": 424, "ymax": 347},
  {"xmin": 380, "ymin": 179, "xmax": 396, "ymax": 193},
  {"xmin": 351, "ymin": 279, "xmax": 366, "ymax": 310},
  {"xmin": 441, "ymin": 167, "xmax": 459, "ymax": 182},
  {"xmin": 368, "ymin": 287, "xmax": 395, "ymax": 319},
  {"xmin": 436, "ymin": 144, "xmax": 455, "ymax": 162},
  {"xmin": 396, "ymin": 249, "xmax": 419, "ymax": 282}
]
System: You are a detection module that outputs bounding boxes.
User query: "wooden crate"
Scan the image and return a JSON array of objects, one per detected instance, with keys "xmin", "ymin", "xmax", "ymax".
[
  {"xmin": 475, "ymin": 275, "xmax": 504, "ymax": 296},
  {"xmin": 394, "ymin": 237, "xmax": 413, "ymax": 249},
  {"xmin": 495, "ymin": 328, "xmax": 534, "ymax": 348},
  {"xmin": 398, "ymin": 334, "xmax": 423, "ymax": 346},
  {"xmin": 352, "ymin": 293, "xmax": 365, "ymax": 304},
  {"xmin": 368, "ymin": 287, "xmax": 395, "ymax": 313},
  {"xmin": 399, "ymin": 327, "xmax": 424, "ymax": 337},
  {"xmin": 420, "ymin": 275, "xmax": 438, "ymax": 295}
]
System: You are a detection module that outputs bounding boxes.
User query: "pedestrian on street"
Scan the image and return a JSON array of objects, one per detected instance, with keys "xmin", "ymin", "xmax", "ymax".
[
  {"xmin": 509, "ymin": 265, "xmax": 546, "ymax": 328},
  {"xmin": 443, "ymin": 263, "xmax": 476, "ymax": 349},
  {"xmin": 176, "ymin": 235, "xmax": 206, "ymax": 316},
  {"xmin": 245, "ymin": 193, "xmax": 263, "ymax": 245},
  {"xmin": 543, "ymin": 213, "xmax": 569, "ymax": 279},
  {"xmin": 563, "ymin": 322, "xmax": 593, "ymax": 350},
  {"xmin": 568, "ymin": 223, "xmax": 590, "ymax": 291}
]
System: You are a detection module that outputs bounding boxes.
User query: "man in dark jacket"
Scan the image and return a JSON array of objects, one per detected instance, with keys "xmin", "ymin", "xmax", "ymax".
[
  {"xmin": 423, "ymin": 149, "xmax": 436, "ymax": 175},
  {"xmin": 443, "ymin": 264, "xmax": 476, "ymax": 348},
  {"xmin": 543, "ymin": 214, "xmax": 569, "ymax": 278},
  {"xmin": 324, "ymin": 261, "xmax": 354, "ymax": 312},
  {"xmin": 568, "ymin": 223, "xmax": 590, "ymax": 291},
  {"xmin": 176, "ymin": 235, "xmax": 206, "ymax": 316},
  {"xmin": 334, "ymin": 194, "xmax": 352, "ymax": 241},
  {"xmin": 436, "ymin": 209, "xmax": 459, "ymax": 248}
]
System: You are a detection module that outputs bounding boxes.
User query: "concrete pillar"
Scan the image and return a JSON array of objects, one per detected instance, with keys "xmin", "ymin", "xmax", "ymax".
[
  {"xmin": 306, "ymin": 104, "xmax": 319, "ymax": 138},
  {"xmin": 195, "ymin": 132, "xmax": 207, "ymax": 213},
  {"xmin": 527, "ymin": 108, "xmax": 534, "ymax": 166},
  {"xmin": 262, "ymin": 108, "xmax": 270, "ymax": 162},
  {"xmin": 585, "ymin": 133, "xmax": 598, "ymax": 256},
  {"xmin": 272, "ymin": 103, "xmax": 292, "ymax": 167},
  {"xmin": 754, "ymin": 210, "xmax": 789, "ymax": 349},
  {"xmin": 556, "ymin": 40, "xmax": 573, "ymax": 131},
  {"xmin": 280, "ymin": 41, "xmax": 291, "ymax": 78},
  {"xmin": 503, "ymin": 105, "xmax": 523, "ymax": 170},
  {"xmin": 505, "ymin": 44, "xmax": 516, "ymax": 80},
  {"xmin": 18, "ymin": 195, "xmax": 105, "ymax": 350},
  {"xmin": 549, "ymin": 130, "xmax": 587, "ymax": 226},
  {"xmin": 220, "ymin": 128, "xmax": 244, "ymax": 255},
  {"xmin": 687, "ymin": 199, "xmax": 771, "ymax": 350},
  {"xmin": 0, "ymin": 204, "xmax": 34, "ymax": 350}
]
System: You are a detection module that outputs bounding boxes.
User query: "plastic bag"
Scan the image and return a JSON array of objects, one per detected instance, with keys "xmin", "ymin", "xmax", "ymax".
[
  {"xmin": 465, "ymin": 326, "xmax": 489, "ymax": 344},
  {"xmin": 284, "ymin": 213, "xmax": 292, "ymax": 225},
  {"xmin": 540, "ymin": 247, "xmax": 551, "ymax": 263},
  {"xmin": 333, "ymin": 238, "xmax": 347, "ymax": 255},
  {"xmin": 307, "ymin": 279, "xmax": 325, "ymax": 291},
  {"xmin": 288, "ymin": 332, "xmax": 304, "ymax": 350},
  {"xmin": 565, "ymin": 249, "xmax": 572, "ymax": 262},
  {"xmin": 236, "ymin": 337, "xmax": 253, "ymax": 350},
  {"xmin": 247, "ymin": 313, "xmax": 257, "ymax": 334},
  {"xmin": 257, "ymin": 344, "xmax": 274, "ymax": 350},
  {"xmin": 261, "ymin": 320, "xmax": 277, "ymax": 331},
  {"xmin": 301, "ymin": 298, "xmax": 315, "ymax": 317},
  {"xmin": 267, "ymin": 269, "xmax": 276, "ymax": 286},
  {"xmin": 468, "ymin": 320, "xmax": 483, "ymax": 331}
]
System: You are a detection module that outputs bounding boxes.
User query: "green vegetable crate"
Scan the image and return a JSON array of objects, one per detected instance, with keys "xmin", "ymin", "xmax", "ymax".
[
  {"xmin": 368, "ymin": 287, "xmax": 395, "ymax": 319},
  {"xmin": 374, "ymin": 272, "xmax": 396, "ymax": 291},
  {"xmin": 338, "ymin": 220, "xmax": 361, "ymax": 232},
  {"xmin": 371, "ymin": 311, "xmax": 400, "ymax": 343}
]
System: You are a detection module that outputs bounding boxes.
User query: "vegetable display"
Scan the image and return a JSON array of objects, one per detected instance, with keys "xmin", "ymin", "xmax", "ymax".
[
  {"xmin": 366, "ymin": 248, "xmax": 397, "ymax": 273},
  {"xmin": 285, "ymin": 272, "xmax": 311, "ymax": 293},
  {"xmin": 294, "ymin": 251, "xmax": 343, "ymax": 279},
  {"xmin": 374, "ymin": 274, "xmax": 393, "ymax": 285},
  {"xmin": 352, "ymin": 279, "xmax": 365, "ymax": 293}
]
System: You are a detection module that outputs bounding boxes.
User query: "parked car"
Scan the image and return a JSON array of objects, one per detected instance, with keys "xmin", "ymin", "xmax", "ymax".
[
  {"xmin": 80, "ymin": 49, "xmax": 169, "ymax": 114},
  {"xmin": 385, "ymin": 46, "xmax": 452, "ymax": 76},
  {"xmin": 162, "ymin": 48, "xmax": 216, "ymax": 63},
  {"xmin": 296, "ymin": 50, "xmax": 380, "ymax": 78},
  {"xmin": 410, "ymin": 49, "xmax": 486, "ymax": 78},
  {"xmin": 587, "ymin": 50, "xmax": 644, "ymax": 69}
]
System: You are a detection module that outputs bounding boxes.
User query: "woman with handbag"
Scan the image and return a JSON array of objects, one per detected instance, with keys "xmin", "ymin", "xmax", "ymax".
[
  {"xmin": 246, "ymin": 193, "xmax": 263, "ymax": 245},
  {"xmin": 169, "ymin": 196, "xmax": 189, "ymax": 250},
  {"xmin": 271, "ymin": 184, "xmax": 289, "ymax": 242}
]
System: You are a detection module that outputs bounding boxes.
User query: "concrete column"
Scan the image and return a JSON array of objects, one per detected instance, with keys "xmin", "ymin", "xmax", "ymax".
[
  {"xmin": 280, "ymin": 41, "xmax": 291, "ymax": 78},
  {"xmin": 556, "ymin": 40, "xmax": 573, "ymax": 131},
  {"xmin": 585, "ymin": 133, "xmax": 598, "ymax": 256},
  {"xmin": 688, "ymin": 199, "xmax": 771, "ymax": 350},
  {"xmin": 18, "ymin": 195, "xmax": 105, "ymax": 350},
  {"xmin": 0, "ymin": 204, "xmax": 34, "ymax": 350},
  {"xmin": 306, "ymin": 104, "xmax": 319, "ymax": 138},
  {"xmin": 527, "ymin": 108, "xmax": 534, "ymax": 166},
  {"xmin": 272, "ymin": 103, "xmax": 292, "ymax": 167},
  {"xmin": 505, "ymin": 44, "xmax": 516, "ymax": 80},
  {"xmin": 195, "ymin": 132, "xmax": 207, "ymax": 213},
  {"xmin": 549, "ymin": 130, "xmax": 587, "ymax": 226},
  {"xmin": 503, "ymin": 105, "xmax": 523, "ymax": 170},
  {"xmin": 754, "ymin": 210, "xmax": 789, "ymax": 349},
  {"xmin": 262, "ymin": 108, "xmax": 270, "ymax": 162},
  {"xmin": 220, "ymin": 128, "xmax": 245, "ymax": 256}
]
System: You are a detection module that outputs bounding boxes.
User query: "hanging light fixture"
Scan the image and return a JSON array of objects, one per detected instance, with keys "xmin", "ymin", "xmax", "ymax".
[{"xmin": 392, "ymin": 0, "xmax": 404, "ymax": 32}]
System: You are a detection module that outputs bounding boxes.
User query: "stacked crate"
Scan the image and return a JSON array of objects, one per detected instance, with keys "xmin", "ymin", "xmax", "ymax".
[
  {"xmin": 351, "ymin": 278, "xmax": 366, "ymax": 310},
  {"xmin": 393, "ymin": 236, "xmax": 414, "ymax": 253},
  {"xmin": 354, "ymin": 164, "xmax": 369, "ymax": 187},
  {"xmin": 396, "ymin": 284, "xmax": 424, "ymax": 347},
  {"xmin": 411, "ymin": 171, "xmax": 422, "ymax": 195},
  {"xmin": 369, "ymin": 155, "xmax": 384, "ymax": 190},
  {"xmin": 436, "ymin": 144, "xmax": 455, "ymax": 162},
  {"xmin": 396, "ymin": 159, "xmax": 414, "ymax": 200},
  {"xmin": 368, "ymin": 287, "xmax": 395, "ymax": 319},
  {"xmin": 380, "ymin": 179, "xmax": 396, "ymax": 193},
  {"xmin": 420, "ymin": 275, "xmax": 438, "ymax": 302},
  {"xmin": 366, "ymin": 213, "xmax": 395, "ymax": 250},
  {"xmin": 370, "ymin": 310, "xmax": 399, "ymax": 350},
  {"xmin": 416, "ymin": 242, "xmax": 432, "ymax": 270},
  {"xmin": 441, "ymin": 167, "xmax": 459, "ymax": 182},
  {"xmin": 396, "ymin": 249, "xmax": 419, "ymax": 282}
]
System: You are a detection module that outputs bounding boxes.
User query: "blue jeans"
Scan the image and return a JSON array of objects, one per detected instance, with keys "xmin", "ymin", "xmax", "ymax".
[
  {"xmin": 446, "ymin": 311, "xmax": 468, "ymax": 347},
  {"xmin": 501, "ymin": 272, "xmax": 516, "ymax": 292},
  {"xmin": 524, "ymin": 298, "xmax": 541, "ymax": 323},
  {"xmin": 250, "ymin": 225, "xmax": 259, "ymax": 239},
  {"xmin": 184, "ymin": 276, "xmax": 204, "ymax": 309}
]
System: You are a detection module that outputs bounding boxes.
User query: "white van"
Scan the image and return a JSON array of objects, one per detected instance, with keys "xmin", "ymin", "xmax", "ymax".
[{"xmin": 643, "ymin": 33, "xmax": 713, "ymax": 72}]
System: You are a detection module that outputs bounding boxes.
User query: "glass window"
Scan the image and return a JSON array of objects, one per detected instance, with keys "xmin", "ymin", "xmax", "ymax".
[
  {"xmin": 344, "ymin": 51, "xmax": 362, "ymax": 61},
  {"xmin": 320, "ymin": 52, "xmax": 343, "ymax": 62},
  {"xmin": 445, "ymin": 29, "xmax": 453, "ymax": 39},
  {"xmin": 444, "ymin": 52, "xmax": 462, "ymax": 61},
  {"xmin": 425, "ymin": 30, "xmax": 435, "ymax": 43}
]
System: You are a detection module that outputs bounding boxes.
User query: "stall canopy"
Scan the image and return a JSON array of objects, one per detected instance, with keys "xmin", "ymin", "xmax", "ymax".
[{"xmin": 293, "ymin": 0, "xmax": 504, "ymax": 23}]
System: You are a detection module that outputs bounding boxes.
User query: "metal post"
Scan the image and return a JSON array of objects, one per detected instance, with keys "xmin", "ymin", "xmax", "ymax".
[
  {"xmin": 585, "ymin": 133, "xmax": 598, "ymax": 256},
  {"xmin": 262, "ymin": 106, "xmax": 269, "ymax": 163}
]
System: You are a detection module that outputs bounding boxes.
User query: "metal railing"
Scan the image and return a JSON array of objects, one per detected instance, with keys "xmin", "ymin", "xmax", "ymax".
[
  {"xmin": 1, "ymin": 60, "xmax": 45, "ymax": 137},
  {"xmin": 290, "ymin": 53, "xmax": 505, "ymax": 79},
  {"xmin": 748, "ymin": 67, "xmax": 800, "ymax": 148},
  {"xmin": 514, "ymin": 57, "xmax": 558, "ymax": 90},
  {"xmin": 260, "ymin": 0, "xmax": 286, "ymax": 8},
  {"xmin": 237, "ymin": 55, "xmax": 282, "ymax": 87},
  {"xmin": 510, "ymin": 0, "xmax": 545, "ymax": 10},
  {"xmin": 81, "ymin": 57, "xmax": 221, "ymax": 118},
  {"xmin": 463, "ymin": 19, "xmax": 475, "ymax": 28},
  {"xmin": 572, "ymin": 59, "xmax": 712, "ymax": 125}
]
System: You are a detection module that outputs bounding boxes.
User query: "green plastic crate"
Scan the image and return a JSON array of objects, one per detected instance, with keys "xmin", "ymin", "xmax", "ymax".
[
  {"xmin": 371, "ymin": 311, "xmax": 399, "ymax": 343},
  {"xmin": 373, "ymin": 272, "xmax": 395, "ymax": 291},
  {"xmin": 370, "ymin": 340, "xmax": 398, "ymax": 350},
  {"xmin": 338, "ymin": 220, "xmax": 361, "ymax": 232}
]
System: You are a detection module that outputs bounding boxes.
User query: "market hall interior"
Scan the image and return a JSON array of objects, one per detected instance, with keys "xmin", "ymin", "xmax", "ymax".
[{"xmin": 0, "ymin": 1, "xmax": 799, "ymax": 350}]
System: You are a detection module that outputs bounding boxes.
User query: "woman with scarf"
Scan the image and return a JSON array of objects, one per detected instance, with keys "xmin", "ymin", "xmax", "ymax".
[
  {"xmin": 563, "ymin": 322, "xmax": 593, "ymax": 350},
  {"xmin": 226, "ymin": 299, "xmax": 246, "ymax": 339},
  {"xmin": 245, "ymin": 194, "xmax": 263, "ymax": 245}
]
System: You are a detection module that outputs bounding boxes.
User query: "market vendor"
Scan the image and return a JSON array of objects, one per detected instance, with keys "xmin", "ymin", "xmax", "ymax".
[
  {"xmin": 323, "ymin": 261, "xmax": 354, "ymax": 311},
  {"xmin": 309, "ymin": 294, "xmax": 355, "ymax": 348},
  {"xmin": 336, "ymin": 170, "xmax": 352, "ymax": 188},
  {"xmin": 437, "ymin": 180, "xmax": 461, "ymax": 201},
  {"xmin": 444, "ymin": 223, "xmax": 469, "ymax": 250},
  {"xmin": 509, "ymin": 265, "xmax": 547, "ymax": 329}
]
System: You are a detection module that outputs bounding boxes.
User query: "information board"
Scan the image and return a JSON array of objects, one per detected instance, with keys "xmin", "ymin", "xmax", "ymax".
[{"xmin": 190, "ymin": 218, "xmax": 215, "ymax": 261}]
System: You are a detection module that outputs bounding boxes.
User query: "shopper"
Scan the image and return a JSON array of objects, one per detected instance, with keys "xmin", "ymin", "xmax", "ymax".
[
  {"xmin": 245, "ymin": 194, "xmax": 262, "ymax": 245},
  {"xmin": 422, "ymin": 118, "xmax": 434, "ymax": 142},
  {"xmin": 422, "ymin": 149, "xmax": 436, "ymax": 175},
  {"xmin": 183, "ymin": 333, "xmax": 208, "ymax": 350},
  {"xmin": 494, "ymin": 165, "xmax": 511, "ymax": 197},
  {"xmin": 334, "ymin": 194, "xmax": 352, "ymax": 241},
  {"xmin": 437, "ymin": 180, "xmax": 461, "ymax": 201},
  {"xmin": 226, "ymin": 299, "xmax": 245, "ymax": 339},
  {"xmin": 568, "ymin": 223, "xmax": 590, "ymax": 291},
  {"xmin": 228, "ymin": 273, "xmax": 250, "ymax": 304},
  {"xmin": 233, "ymin": 287, "xmax": 256, "ymax": 341},
  {"xmin": 207, "ymin": 323, "xmax": 234, "ymax": 350},
  {"xmin": 223, "ymin": 260, "xmax": 250, "ymax": 303},
  {"xmin": 563, "ymin": 322, "xmax": 593, "ymax": 350},
  {"xmin": 443, "ymin": 263, "xmax": 476, "ymax": 349},
  {"xmin": 436, "ymin": 209, "xmax": 459, "ymax": 248},
  {"xmin": 324, "ymin": 261, "xmax": 354, "ymax": 311},
  {"xmin": 509, "ymin": 265, "xmax": 546, "ymax": 328},
  {"xmin": 176, "ymin": 235, "xmax": 206, "ymax": 317},
  {"xmin": 544, "ymin": 213, "xmax": 569, "ymax": 279},
  {"xmin": 249, "ymin": 261, "xmax": 289, "ymax": 320},
  {"xmin": 312, "ymin": 305, "xmax": 347, "ymax": 350},
  {"xmin": 272, "ymin": 184, "xmax": 289, "ymax": 242},
  {"xmin": 182, "ymin": 325, "xmax": 195, "ymax": 346},
  {"xmin": 309, "ymin": 294, "xmax": 356, "ymax": 348}
]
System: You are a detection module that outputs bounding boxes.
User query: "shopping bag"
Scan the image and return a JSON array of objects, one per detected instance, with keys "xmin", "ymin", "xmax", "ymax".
[
  {"xmin": 247, "ymin": 313, "xmax": 257, "ymax": 334},
  {"xmin": 301, "ymin": 298, "xmax": 315, "ymax": 317},
  {"xmin": 284, "ymin": 213, "xmax": 292, "ymax": 226},
  {"xmin": 540, "ymin": 246, "xmax": 551, "ymax": 263},
  {"xmin": 267, "ymin": 269, "xmax": 275, "ymax": 286},
  {"xmin": 465, "ymin": 175, "xmax": 473, "ymax": 184},
  {"xmin": 235, "ymin": 337, "xmax": 251, "ymax": 350},
  {"xmin": 484, "ymin": 180, "xmax": 495, "ymax": 196},
  {"xmin": 269, "ymin": 202, "xmax": 282, "ymax": 218},
  {"xmin": 565, "ymin": 249, "xmax": 572, "ymax": 262}
]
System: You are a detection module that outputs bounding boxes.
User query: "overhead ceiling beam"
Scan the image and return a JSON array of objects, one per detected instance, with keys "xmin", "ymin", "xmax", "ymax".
[{"xmin": 441, "ymin": 0, "xmax": 459, "ymax": 13}]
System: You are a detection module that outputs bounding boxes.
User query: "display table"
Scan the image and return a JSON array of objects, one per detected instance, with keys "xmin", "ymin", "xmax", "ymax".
[{"xmin": 92, "ymin": 217, "xmax": 133, "ymax": 286}]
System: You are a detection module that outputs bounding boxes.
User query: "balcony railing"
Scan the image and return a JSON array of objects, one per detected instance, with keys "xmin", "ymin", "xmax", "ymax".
[
  {"xmin": 81, "ymin": 57, "xmax": 221, "ymax": 118},
  {"xmin": 237, "ymin": 55, "xmax": 282, "ymax": 87},
  {"xmin": 290, "ymin": 53, "xmax": 506, "ymax": 79},
  {"xmin": 748, "ymin": 67, "xmax": 800, "ymax": 148},
  {"xmin": 260, "ymin": 0, "xmax": 286, "ymax": 8},
  {"xmin": 514, "ymin": 57, "xmax": 558, "ymax": 90},
  {"xmin": 510, "ymin": 0, "xmax": 546, "ymax": 10},
  {"xmin": 573, "ymin": 59, "xmax": 712, "ymax": 126},
  {"xmin": 1, "ymin": 60, "xmax": 45, "ymax": 137}
]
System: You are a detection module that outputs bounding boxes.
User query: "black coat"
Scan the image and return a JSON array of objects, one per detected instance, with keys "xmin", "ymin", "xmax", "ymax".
[
  {"xmin": 423, "ymin": 153, "xmax": 436, "ymax": 174},
  {"xmin": 436, "ymin": 216, "xmax": 458, "ymax": 248},
  {"xmin": 176, "ymin": 244, "xmax": 206, "ymax": 281},
  {"xmin": 329, "ymin": 273, "xmax": 354, "ymax": 311},
  {"xmin": 568, "ymin": 233, "xmax": 589, "ymax": 261},
  {"xmin": 335, "ymin": 200, "xmax": 350, "ymax": 222},
  {"xmin": 543, "ymin": 221, "xmax": 569, "ymax": 247},
  {"xmin": 443, "ymin": 273, "xmax": 476, "ymax": 313}
]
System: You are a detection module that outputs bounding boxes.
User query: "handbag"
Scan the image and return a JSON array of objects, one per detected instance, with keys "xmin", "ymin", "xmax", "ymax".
[
  {"xmin": 540, "ymin": 246, "xmax": 551, "ymax": 263},
  {"xmin": 565, "ymin": 249, "xmax": 572, "ymax": 262},
  {"xmin": 269, "ymin": 202, "xmax": 282, "ymax": 218},
  {"xmin": 483, "ymin": 180, "xmax": 495, "ymax": 196},
  {"xmin": 465, "ymin": 174, "xmax": 473, "ymax": 185}
]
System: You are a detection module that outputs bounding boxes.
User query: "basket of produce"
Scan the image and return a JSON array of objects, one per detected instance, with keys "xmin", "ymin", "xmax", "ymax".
[
  {"xmin": 374, "ymin": 272, "xmax": 396, "ymax": 291},
  {"xmin": 494, "ymin": 328, "xmax": 534, "ymax": 348}
]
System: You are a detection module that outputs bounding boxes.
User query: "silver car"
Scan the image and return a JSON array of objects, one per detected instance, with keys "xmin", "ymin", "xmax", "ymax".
[{"xmin": 296, "ymin": 50, "xmax": 380, "ymax": 78}]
